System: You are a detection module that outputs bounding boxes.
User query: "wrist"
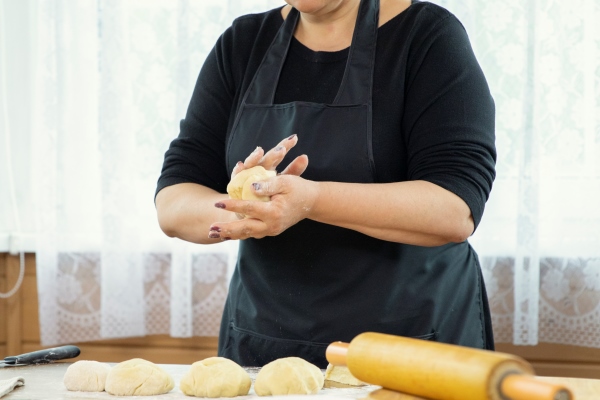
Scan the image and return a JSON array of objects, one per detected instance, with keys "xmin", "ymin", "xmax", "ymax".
[{"xmin": 306, "ymin": 180, "xmax": 327, "ymax": 221}]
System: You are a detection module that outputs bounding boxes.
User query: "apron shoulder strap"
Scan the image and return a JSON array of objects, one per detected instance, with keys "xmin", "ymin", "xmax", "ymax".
[
  {"xmin": 243, "ymin": 8, "xmax": 300, "ymax": 106},
  {"xmin": 334, "ymin": 0, "xmax": 379, "ymax": 105},
  {"xmin": 242, "ymin": 0, "xmax": 380, "ymax": 107}
]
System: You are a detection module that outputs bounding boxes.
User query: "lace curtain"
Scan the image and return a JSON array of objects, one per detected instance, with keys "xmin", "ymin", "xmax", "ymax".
[
  {"xmin": 438, "ymin": 0, "xmax": 600, "ymax": 345},
  {"xmin": 1, "ymin": 0, "xmax": 598, "ymax": 346},
  {"xmin": 26, "ymin": 0, "xmax": 279, "ymax": 345}
]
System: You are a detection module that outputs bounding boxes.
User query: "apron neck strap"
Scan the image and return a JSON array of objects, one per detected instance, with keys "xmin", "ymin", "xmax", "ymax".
[
  {"xmin": 243, "ymin": 0, "xmax": 380, "ymax": 106},
  {"xmin": 334, "ymin": 0, "xmax": 379, "ymax": 105}
]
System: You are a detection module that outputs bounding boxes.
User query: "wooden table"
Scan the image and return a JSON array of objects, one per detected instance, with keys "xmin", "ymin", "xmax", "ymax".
[
  {"xmin": 2, "ymin": 363, "xmax": 600, "ymax": 399},
  {"xmin": 361, "ymin": 377, "xmax": 600, "ymax": 400}
]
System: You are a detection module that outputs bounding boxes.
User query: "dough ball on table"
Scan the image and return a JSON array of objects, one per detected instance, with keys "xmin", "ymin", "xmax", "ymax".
[
  {"xmin": 254, "ymin": 357, "xmax": 324, "ymax": 396},
  {"xmin": 324, "ymin": 363, "xmax": 366, "ymax": 386},
  {"xmin": 227, "ymin": 166, "xmax": 276, "ymax": 202},
  {"xmin": 105, "ymin": 358, "xmax": 174, "ymax": 396},
  {"xmin": 63, "ymin": 360, "xmax": 112, "ymax": 392},
  {"xmin": 180, "ymin": 357, "xmax": 251, "ymax": 398}
]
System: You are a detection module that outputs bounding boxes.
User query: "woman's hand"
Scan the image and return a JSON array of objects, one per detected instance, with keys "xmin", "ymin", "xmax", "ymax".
[
  {"xmin": 208, "ymin": 174, "xmax": 320, "ymax": 240},
  {"xmin": 209, "ymin": 135, "xmax": 473, "ymax": 245},
  {"xmin": 231, "ymin": 134, "xmax": 309, "ymax": 180},
  {"xmin": 209, "ymin": 135, "xmax": 316, "ymax": 240}
]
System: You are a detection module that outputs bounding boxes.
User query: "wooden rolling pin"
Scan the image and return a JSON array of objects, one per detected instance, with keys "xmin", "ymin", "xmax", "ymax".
[{"xmin": 326, "ymin": 332, "xmax": 573, "ymax": 400}]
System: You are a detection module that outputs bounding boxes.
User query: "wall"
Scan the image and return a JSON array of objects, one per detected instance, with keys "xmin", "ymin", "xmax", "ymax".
[{"xmin": 2, "ymin": 252, "xmax": 600, "ymax": 378}]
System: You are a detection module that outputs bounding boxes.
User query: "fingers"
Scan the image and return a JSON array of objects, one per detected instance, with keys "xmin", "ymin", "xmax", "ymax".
[
  {"xmin": 209, "ymin": 204, "xmax": 270, "ymax": 240},
  {"xmin": 209, "ymin": 218, "xmax": 267, "ymax": 241},
  {"xmin": 214, "ymin": 198, "xmax": 267, "ymax": 219},
  {"xmin": 210, "ymin": 197, "xmax": 279, "ymax": 240},
  {"xmin": 232, "ymin": 147, "xmax": 264, "ymax": 179},
  {"xmin": 259, "ymin": 134, "xmax": 299, "ymax": 171},
  {"xmin": 231, "ymin": 161, "xmax": 245, "ymax": 177},
  {"xmin": 210, "ymin": 174, "xmax": 310, "ymax": 241},
  {"xmin": 279, "ymin": 154, "xmax": 309, "ymax": 176},
  {"xmin": 235, "ymin": 134, "xmax": 300, "ymax": 176},
  {"xmin": 244, "ymin": 146, "xmax": 264, "ymax": 166}
]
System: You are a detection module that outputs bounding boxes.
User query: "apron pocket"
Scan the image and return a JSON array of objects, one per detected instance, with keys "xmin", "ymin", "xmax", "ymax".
[
  {"xmin": 370, "ymin": 304, "xmax": 439, "ymax": 341},
  {"xmin": 221, "ymin": 322, "xmax": 330, "ymax": 368},
  {"xmin": 220, "ymin": 322, "xmax": 438, "ymax": 368},
  {"xmin": 412, "ymin": 330, "xmax": 438, "ymax": 341}
]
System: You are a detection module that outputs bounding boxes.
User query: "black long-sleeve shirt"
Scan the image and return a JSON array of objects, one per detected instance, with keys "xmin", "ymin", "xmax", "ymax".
[{"xmin": 157, "ymin": 1, "xmax": 496, "ymax": 228}]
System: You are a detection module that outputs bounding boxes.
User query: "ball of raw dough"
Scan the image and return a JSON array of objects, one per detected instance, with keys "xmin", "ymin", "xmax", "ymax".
[
  {"xmin": 254, "ymin": 357, "xmax": 324, "ymax": 396},
  {"xmin": 324, "ymin": 363, "xmax": 366, "ymax": 386},
  {"xmin": 180, "ymin": 357, "xmax": 251, "ymax": 398},
  {"xmin": 63, "ymin": 360, "xmax": 112, "ymax": 392},
  {"xmin": 227, "ymin": 166, "xmax": 276, "ymax": 202},
  {"xmin": 105, "ymin": 358, "xmax": 174, "ymax": 396}
]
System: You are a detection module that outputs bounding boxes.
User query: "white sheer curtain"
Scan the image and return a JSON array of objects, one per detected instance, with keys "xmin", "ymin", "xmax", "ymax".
[
  {"xmin": 1, "ymin": 0, "xmax": 599, "ymax": 346},
  {"xmin": 24, "ymin": 0, "xmax": 279, "ymax": 345},
  {"xmin": 435, "ymin": 0, "xmax": 600, "ymax": 345}
]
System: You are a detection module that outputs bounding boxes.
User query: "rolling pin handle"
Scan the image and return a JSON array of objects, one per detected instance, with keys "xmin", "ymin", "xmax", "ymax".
[
  {"xmin": 500, "ymin": 374, "xmax": 573, "ymax": 400},
  {"xmin": 325, "ymin": 341, "xmax": 350, "ymax": 366}
]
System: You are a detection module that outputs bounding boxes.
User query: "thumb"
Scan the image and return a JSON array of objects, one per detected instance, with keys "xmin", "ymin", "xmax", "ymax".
[{"xmin": 251, "ymin": 177, "xmax": 277, "ymax": 197}]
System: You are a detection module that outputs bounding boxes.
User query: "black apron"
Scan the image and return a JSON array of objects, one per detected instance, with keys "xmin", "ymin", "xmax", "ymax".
[{"xmin": 219, "ymin": 0, "xmax": 494, "ymax": 368}]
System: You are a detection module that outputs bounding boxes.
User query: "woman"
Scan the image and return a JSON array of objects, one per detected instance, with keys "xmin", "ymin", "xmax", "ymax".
[{"xmin": 156, "ymin": 0, "xmax": 496, "ymax": 367}]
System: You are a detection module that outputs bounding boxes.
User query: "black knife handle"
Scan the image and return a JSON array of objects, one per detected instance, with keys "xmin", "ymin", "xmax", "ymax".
[{"xmin": 4, "ymin": 345, "xmax": 81, "ymax": 365}]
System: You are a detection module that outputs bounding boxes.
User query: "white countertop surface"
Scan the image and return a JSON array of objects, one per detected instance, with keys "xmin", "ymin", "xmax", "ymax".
[
  {"xmin": 3, "ymin": 362, "xmax": 600, "ymax": 400},
  {"xmin": 0, "ymin": 363, "xmax": 379, "ymax": 400}
]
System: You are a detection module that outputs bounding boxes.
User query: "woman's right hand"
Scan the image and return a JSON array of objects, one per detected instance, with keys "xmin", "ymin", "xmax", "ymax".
[
  {"xmin": 231, "ymin": 134, "xmax": 309, "ymax": 179},
  {"xmin": 229, "ymin": 134, "xmax": 308, "ymax": 220}
]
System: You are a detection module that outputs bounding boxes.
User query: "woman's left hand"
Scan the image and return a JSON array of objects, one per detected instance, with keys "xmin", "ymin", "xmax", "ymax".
[{"xmin": 208, "ymin": 174, "xmax": 320, "ymax": 240}]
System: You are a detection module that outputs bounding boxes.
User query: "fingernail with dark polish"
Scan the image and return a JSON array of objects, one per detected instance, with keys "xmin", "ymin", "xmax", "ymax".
[
  {"xmin": 287, "ymin": 134, "xmax": 297, "ymax": 140},
  {"xmin": 223, "ymin": 237, "xmax": 231, "ymax": 241},
  {"xmin": 275, "ymin": 146, "xmax": 284, "ymax": 151},
  {"xmin": 215, "ymin": 202, "xmax": 226, "ymax": 209},
  {"xmin": 210, "ymin": 226, "xmax": 221, "ymax": 232},
  {"xmin": 208, "ymin": 232, "xmax": 220, "ymax": 239},
  {"xmin": 252, "ymin": 183, "xmax": 261, "ymax": 191}
]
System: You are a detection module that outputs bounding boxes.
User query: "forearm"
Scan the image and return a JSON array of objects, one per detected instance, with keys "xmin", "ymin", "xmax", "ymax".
[
  {"xmin": 308, "ymin": 180, "xmax": 474, "ymax": 246},
  {"xmin": 155, "ymin": 183, "xmax": 235, "ymax": 244}
]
